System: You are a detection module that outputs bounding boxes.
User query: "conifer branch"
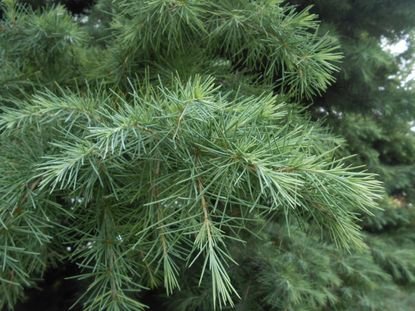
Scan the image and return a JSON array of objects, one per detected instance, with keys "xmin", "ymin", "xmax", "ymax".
[{"xmin": 0, "ymin": 1, "xmax": 397, "ymax": 310}]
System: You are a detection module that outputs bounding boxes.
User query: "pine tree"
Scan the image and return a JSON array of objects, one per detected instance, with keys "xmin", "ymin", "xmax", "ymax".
[
  {"xmin": 286, "ymin": 0, "xmax": 415, "ymax": 310},
  {"xmin": 288, "ymin": 0, "xmax": 415, "ymax": 199},
  {"xmin": 0, "ymin": 1, "xmax": 409, "ymax": 311}
]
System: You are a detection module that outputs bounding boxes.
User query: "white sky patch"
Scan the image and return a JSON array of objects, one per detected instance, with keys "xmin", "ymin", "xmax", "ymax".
[
  {"xmin": 382, "ymin": 38, "xmax": 409, "ymax": 55},
  {"xmin": 381, "ymin": 36, "xmax": 415, "ymax": 86},
  {"xmin": 381, "ymin": 37, "xmax": 415, "ymax": 133}
]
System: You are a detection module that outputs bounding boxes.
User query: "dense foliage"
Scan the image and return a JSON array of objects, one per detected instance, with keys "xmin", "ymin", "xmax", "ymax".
[
  {"xmin": 288, "ymin": 0, "xmax": 415, "ymax": 309},
  {"xmin": 289, "ymin": 0, "xmax": 415, "ymax": 199},
  {"xmin": 0, "ymin": 0, "xmax": 414, "ymax": 311}
]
